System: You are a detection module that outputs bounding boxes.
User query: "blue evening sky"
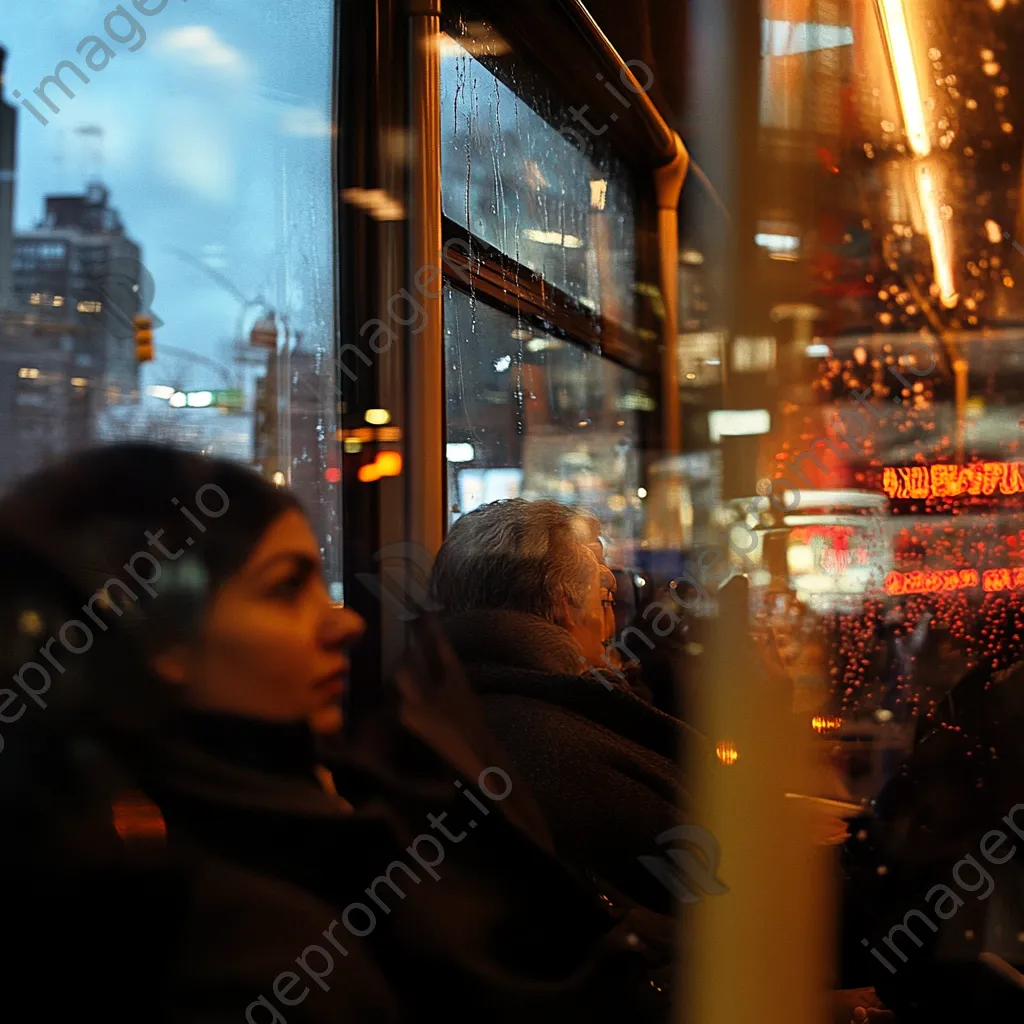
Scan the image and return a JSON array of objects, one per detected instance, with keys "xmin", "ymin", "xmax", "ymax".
[{"xmin": 2, "ymin": 0, "xmax": 335, "ymax": 391}]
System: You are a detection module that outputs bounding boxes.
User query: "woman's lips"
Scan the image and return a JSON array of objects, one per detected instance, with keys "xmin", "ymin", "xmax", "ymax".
[{"xmin": 314, "ymin": 670, "xmax": 348, "ymax": 696}]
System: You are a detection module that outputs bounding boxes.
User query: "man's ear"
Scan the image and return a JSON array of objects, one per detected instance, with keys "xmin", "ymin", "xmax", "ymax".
[
  {"xmin": 149, "ymin": 644, "xmax": 193, "ymax": 686},
  {"xmin": 552, "ymin": 598, "xmax": 576, "ymax": 631}
]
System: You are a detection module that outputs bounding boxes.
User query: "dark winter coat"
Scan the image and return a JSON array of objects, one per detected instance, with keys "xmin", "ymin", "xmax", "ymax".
[
  {"xmin": 118, "ymin": 619, "xmax": 672, "ymax": 1024},
  {"xmin": 440, "ymin": 609, "xmax": 710, "ymax": 913}
]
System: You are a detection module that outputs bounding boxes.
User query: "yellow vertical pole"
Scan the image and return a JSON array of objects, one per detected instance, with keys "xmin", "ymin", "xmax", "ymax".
[
  {"xmin": 679, "ymin": 1, "xmax": 832, "ymax": 1021},
  {"xmin": 684, "ymin": 649, "xmax": 832, "ymax": 1024}
]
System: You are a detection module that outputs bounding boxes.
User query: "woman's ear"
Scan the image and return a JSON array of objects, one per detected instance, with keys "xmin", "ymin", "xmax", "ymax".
[{"xmin": 149, "ymin": 645, "xmax": 192, "ymax": 687}]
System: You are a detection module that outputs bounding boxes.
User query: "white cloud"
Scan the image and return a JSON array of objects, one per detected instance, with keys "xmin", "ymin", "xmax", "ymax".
[{"xmin": 155, "ymin": 25, "xmax": 248, "ymax": 76}]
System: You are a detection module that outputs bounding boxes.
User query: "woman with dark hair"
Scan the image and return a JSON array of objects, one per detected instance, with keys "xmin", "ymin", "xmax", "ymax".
[
  {"xmin": 0, "ymin": 444, "xmax": 668, "ymax": 1023},
  {"xmin": 0, "ymin": 535, "xmax": 376, "ymax": 1024}
]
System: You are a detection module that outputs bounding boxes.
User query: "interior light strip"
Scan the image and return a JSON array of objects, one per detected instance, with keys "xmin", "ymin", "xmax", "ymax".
[{"xmin": 877, "ymin": 0, "xmax": 931, "ymax": 157}]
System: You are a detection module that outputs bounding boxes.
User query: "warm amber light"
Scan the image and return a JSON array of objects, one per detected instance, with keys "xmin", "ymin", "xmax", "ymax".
[
  {"xmin": 915, "ymin": 165, "xmax": 958, "ymax": 308},
  {"xmin": 811, "ymin": 715, "xmax": 843, "ymax": 736},
  {"xmin": 715, "ymin": 741, "xmax": 739, "ymax": 766},
  {"xmin": 981, "ymin": 568, "xmax": 1024, "ymax": 593},
  {"xmin": 358, "ymin": 451, "xmax": 403, "ymax": 483},
  {"xmin": 885, "ymin": 568, "xmax": 978, "ymax": 596},
  {"xmin": 112, "ymin": 796, "xmax": 167, "ymax": 841},
  {"xmin": 877, "ymin": 0, "xmax": 931, "ymax": 157},
  {"xmin": 376, "ymin": 451, "xmax": 403, "ymax": 477}
]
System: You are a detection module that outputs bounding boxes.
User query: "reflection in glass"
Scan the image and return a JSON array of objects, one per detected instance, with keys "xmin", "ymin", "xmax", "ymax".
[
  {"xmin": 444, "ymin": 286, "xmax": 646, "ymax": 550},
  {"xmin": 440, "ymin": 26, "xmax": 635, "ymax": 328}
]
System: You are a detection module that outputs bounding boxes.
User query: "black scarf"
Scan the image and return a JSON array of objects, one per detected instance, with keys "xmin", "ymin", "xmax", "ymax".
[{"xmin": 172, "ymin": 709, "xmax": 320, "ymax": 784}]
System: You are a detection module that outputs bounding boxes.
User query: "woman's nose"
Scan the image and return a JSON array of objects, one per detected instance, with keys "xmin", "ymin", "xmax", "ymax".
[{"xmin": 323, "ymin": 604, "xmax": 367, "ymax": 648}]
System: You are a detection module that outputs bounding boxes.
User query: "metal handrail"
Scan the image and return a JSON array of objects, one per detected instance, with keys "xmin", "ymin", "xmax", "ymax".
[{"xmin": 551, "ymin": 0, "xmax": 677, "ymax": 164}]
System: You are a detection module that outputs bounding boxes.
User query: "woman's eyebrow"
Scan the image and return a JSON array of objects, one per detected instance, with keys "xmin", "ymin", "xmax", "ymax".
[{"xmin": 252, "ymin": 552, "xmax": 318, "ymax": 576}]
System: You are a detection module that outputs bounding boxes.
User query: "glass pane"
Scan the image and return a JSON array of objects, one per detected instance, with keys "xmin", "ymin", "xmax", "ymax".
[
  {"xmin": 739, "ymin": 0, "xmax": 1024, "ymax": 797},
  {"xmin": 440, "ymin": 23, "xmax": 636, "ymax": 328},
  {"xmin": 0, "ymin": 1, "xmax": 340, "ymax": 582},
  {"xmin": 444, "ymin": 285, "xmax": 647, "ymax": 558}
]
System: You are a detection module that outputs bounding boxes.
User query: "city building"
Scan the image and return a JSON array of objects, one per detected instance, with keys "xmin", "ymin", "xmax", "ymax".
[
  {"xmin": 0, "ymin": 46, "xmax": 16, "ymax": 307},
  {"xmin": 0, "ymin": 183, "xmax": 143, "ymax": 487},
  {"xmin": 13, "ymin": 183, "xmax": 142, "ymax": 402}
]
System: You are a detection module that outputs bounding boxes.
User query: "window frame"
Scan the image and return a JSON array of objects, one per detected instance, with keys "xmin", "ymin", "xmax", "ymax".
[{"xmin": 439, "ymin": 3, "xmax": 667, "ymax": 378}]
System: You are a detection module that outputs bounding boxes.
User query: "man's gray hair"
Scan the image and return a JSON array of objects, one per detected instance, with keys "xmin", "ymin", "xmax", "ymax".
[{"xmin": 430, "ymin": 499, "xmax": 601, "ymax": 621}]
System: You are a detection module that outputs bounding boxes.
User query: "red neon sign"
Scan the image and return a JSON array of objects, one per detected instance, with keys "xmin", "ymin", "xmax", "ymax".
[
  {"xmin": 885, "ymin": 568, "xmax": 980, "ymax": 595},
  {"xmin": 980, "ymin": 567, "xmax": 1024, "ymax": 593},
  {"xmin": 884, "ymin": 567, "xmax": 1024, "ymax": 596},
  {"xmin": 882, "ymin": 462, "xmax": 1024, "ymax": 500}
]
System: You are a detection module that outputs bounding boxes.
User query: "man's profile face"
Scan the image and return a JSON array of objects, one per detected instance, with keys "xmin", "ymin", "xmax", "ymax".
[{"xmin": 566, "ymin": 546, "xmax": 617, "ymax": 668}]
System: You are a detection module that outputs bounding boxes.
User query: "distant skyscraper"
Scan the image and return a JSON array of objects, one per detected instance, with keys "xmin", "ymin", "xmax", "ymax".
[
  {"xmin": 0, "ymin": 46, "xmax": 17, "ymax": 308},
  {"xmin": 0, "ymin": 185, "xmax": 144, "ymax": 488},
  {"xmin": 13, "ymin": 183, "xmax": 143, "ymax": 401}
]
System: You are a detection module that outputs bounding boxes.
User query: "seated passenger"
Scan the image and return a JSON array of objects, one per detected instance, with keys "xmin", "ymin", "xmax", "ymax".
[
  {"xmin": 0, "ymin": 445, "xmax": 669, "ymax": 1023},
  {"xmin": 429, "ymin": 498, "xmax": 708, "ymax": 912},
  {"xmin": 0, "ymin": 537, "xmax": 380, "ymax": 1024}
]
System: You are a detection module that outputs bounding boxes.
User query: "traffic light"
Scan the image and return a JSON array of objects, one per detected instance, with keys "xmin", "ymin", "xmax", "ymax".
[{"xmin": 134, "ymin": 315, "xmax": 154, "ymax": 363}]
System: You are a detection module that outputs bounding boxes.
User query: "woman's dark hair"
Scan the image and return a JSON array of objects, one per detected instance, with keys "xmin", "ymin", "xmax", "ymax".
[
  {"xmin": 0, "ymin": 444, "xmax": 302, "ymax": 769},
  {"xmin": 0, "ymin": 443, "xmax": 299, "ymax": 653}
]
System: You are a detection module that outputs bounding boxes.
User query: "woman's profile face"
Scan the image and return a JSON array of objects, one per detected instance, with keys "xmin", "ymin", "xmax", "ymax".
[{"xmin": 154, "ymin": 508, "xmax": 365, "ymax": 730}]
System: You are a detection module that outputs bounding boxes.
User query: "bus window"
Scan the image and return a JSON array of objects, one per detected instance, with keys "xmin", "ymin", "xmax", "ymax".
[
  {"xmin": 440, "ymin": 21, "xmax": 637, "ymax": 328},
  {"xmin": 439, "ymin": 9, "xmax": 652, "ymax": 553},
  {"xmin": 0, "ymin": 3, "xmax": 341, "ymax": 587}
]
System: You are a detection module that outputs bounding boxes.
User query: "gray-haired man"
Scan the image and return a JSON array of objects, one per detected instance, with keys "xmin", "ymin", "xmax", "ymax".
[{"xmin": 430, "ymin": 498, "xmax": 695, "ymax": 913}]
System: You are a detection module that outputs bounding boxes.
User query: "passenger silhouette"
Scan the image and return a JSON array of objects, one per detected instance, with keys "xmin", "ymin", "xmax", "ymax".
[{"xmin": 0, "ymin": 444, "xmax": 670, "ymax": 1023}]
